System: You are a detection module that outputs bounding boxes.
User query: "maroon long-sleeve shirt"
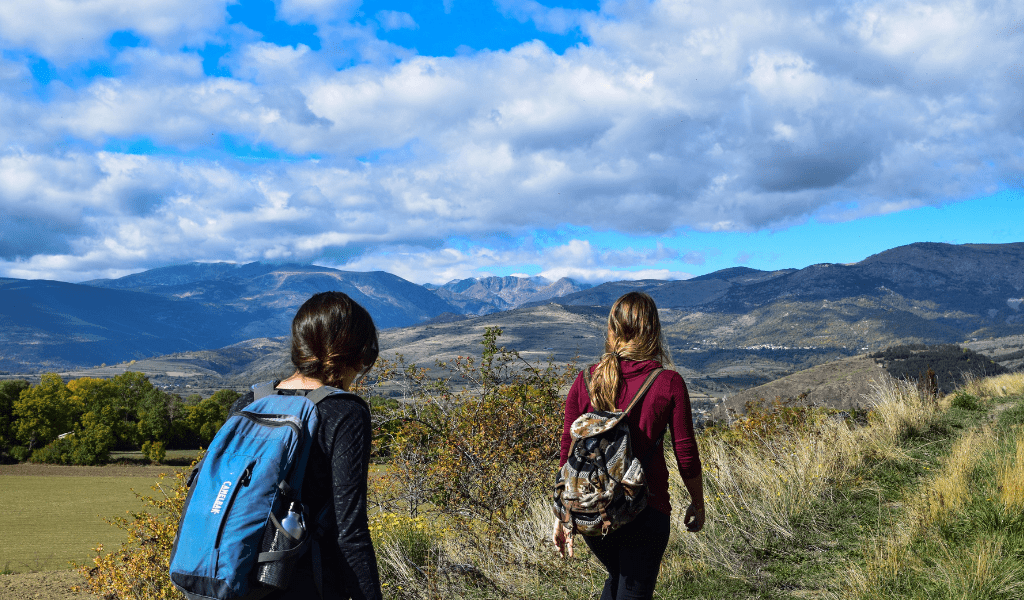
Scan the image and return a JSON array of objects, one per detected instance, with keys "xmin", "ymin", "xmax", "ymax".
[{"xmin": 559, "ymin": 359, "xmax": 702, "ymax": 516}]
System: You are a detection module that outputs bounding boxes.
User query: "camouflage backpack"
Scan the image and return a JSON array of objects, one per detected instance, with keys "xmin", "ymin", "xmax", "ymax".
[{"xmin": 553, "ymin": 367, "xmax": 665, "ymax": 536}]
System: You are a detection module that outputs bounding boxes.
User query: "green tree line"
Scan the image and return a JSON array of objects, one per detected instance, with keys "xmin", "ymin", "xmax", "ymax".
[{"xmin": 0, "ymin": 373, "xmax": 240, "ymax": 465}]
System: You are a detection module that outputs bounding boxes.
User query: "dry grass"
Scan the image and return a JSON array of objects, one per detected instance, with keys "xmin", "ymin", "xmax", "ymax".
[
  {"xmin": 997, "ymin": 435, "xmax": 1024, "ymax": 511},
  {"xmin": 861, "ymin": 377, "xmax": 939, "ymax": 458},
  {"xmin": 919, "ymin": 430, "xmax": 994, "ymax": 526},
  {"xmin": 368, "ymin": 498, "xmax": 605, "ymax": 599},
  {"xmin": 670, "ymin": 374, "xmax": 937, "ymax": 581},
  {"xmin": 932, "ymin": 538, "xmax": 1024, "ymax": 600},
  {"xmin": 845, "ymin": 374, "xmax": 1024, "ymax": 600},
  {"xmin": 963, "ymin": 372, "xmax": 1024, "ymax": 399}
]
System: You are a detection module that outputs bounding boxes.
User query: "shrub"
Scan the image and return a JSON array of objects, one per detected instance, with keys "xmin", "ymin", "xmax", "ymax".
[
  {"xmin": 142, "ymin": 440, "xmax": 167, "ymax": 463},
  {"xmin": 950, "ymin": 391, "xmax": 982, "ymax": 411},
  {"xmin": 77, "ymin": 461, "xmax": 194, "ymax": 600},
  {"xmin": 366, "ymin": 327, "xmax": 576, "ymax": 532},
  {"xmin": 369, "ymin": 513, "xmax": 437, "ymax": 582},
  {"xmin": 9, "ymin": 445, "xmax": 30, "ymax": 462},
  {"xmin": 29, "ymin": 422, "xmax": 113, "ymax": 466}
]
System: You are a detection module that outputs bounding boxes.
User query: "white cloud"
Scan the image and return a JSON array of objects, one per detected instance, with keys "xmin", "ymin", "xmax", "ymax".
[
  {"xmin": 376, "ymin": 11, "xmax": 417, "ymax": 32},
  {"xmin": 494, "ymin": 0, "xmax": 591, "ymax": 35},
  {"xmin": 330, "ymin": 238, "xmax": 691, "ymax": 285},
  {"xmin": 1, "ymin": 0, "xmax": 1022, "ymax": 283},
  {"xmin": 0, "ymin": 0, "xmax": 231, "ymax": 65},
  {"xmin": 276, "ymin": 0, "xmax": 358, "ymax": 25}
]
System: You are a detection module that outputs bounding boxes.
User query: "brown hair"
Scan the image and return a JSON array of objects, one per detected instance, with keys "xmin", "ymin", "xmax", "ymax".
[
  {"xmin": 290, "ymin": 291, "xmax": 379, "ymax": 388},
  {"xmin": 589, "ymin": 291, "xmax": 673, "ymax": 411}
]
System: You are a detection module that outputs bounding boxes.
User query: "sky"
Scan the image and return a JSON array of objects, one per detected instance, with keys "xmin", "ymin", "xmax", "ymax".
[{"xmin": 0, "ymin": 0, "xmax": 1022, "ymax": 285}]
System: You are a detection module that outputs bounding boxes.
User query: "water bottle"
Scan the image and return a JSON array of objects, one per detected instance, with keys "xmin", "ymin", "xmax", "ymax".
[{"xmin": 256, "ymin": 501, "xmax": 305, "ymax": 589}]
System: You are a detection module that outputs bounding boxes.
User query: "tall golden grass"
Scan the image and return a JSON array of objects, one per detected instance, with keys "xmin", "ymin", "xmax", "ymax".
[
  {"xmin": 846, "ymin": 373, "xmax": 1024, "ymax": 600},
  {"xmin": 998, "ymin": 437, "xmax": 1024, "ymax": 511},
  {"xmin": 963, "ymin": 372, "xmax": 1024, "ymax": 399},
  {"xmin": 669, "ymin": 374, "xmax": 938, "ymax": 581}
]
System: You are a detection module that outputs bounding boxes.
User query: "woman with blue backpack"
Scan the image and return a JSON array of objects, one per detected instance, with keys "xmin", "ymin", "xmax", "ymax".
[
  {"xmin": 552, "ymin": 291, "xmax": 704, "ymax": 600},
  {"xmin": 256, "ymin": 291, "xmax": 383, "ymax": 600},
  {"xmin": 172, "ymin": 291, "xmax": 383, "ymax": 600}
]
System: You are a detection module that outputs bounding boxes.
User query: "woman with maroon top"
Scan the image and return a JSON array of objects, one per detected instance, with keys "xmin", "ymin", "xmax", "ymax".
[{"xmin": 552, "ymin": 291, "xmax": 705, "ymax": 600}]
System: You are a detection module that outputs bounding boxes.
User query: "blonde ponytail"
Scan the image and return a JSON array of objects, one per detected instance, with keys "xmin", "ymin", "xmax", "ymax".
[{"xmin": 588, "ymin": 292, "xmax": 672, "ymax": 412}]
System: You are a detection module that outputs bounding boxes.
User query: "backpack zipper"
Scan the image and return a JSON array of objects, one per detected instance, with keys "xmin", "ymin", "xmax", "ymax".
[
  {"xmin": 237, "ymin": 411, "xmax": 306, "ymax": 483},
  {"xmin": 213, "ymin": 460, "xmax": 256, "ymax": 550},
  {"xmin": 210, "ymin": 413, "xmax": 304, "ymax": 550},
  {"xmin": 238, "ymin": 411, "xmax": 303, "ymax": 440}
]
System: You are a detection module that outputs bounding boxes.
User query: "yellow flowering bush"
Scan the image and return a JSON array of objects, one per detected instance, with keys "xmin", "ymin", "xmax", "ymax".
[
  {"xmin": 369, "ymin": 513, "xmax": 436, "ymax": 575},
  {"xmin": 76, "ymin": 461, "xmax": 196, "ymax": 600}
]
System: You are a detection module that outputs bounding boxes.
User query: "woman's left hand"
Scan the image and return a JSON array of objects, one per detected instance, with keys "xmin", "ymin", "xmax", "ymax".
[{"xmin": 684, "ymin": 503, "xmax": 705, "ymax": 532}]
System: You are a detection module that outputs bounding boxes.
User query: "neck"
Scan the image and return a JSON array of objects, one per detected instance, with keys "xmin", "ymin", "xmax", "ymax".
[{"xmin": 276, "ymin": 373, "xmax": 324, "ymax": 390}]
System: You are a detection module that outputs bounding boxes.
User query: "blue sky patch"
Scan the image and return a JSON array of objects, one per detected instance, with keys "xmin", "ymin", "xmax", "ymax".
[
  {"xmin": 109, "ymin": 31, "xmax": 143, "ymax": 49},
  {"xmin": 228, "ymin": 0, "xmax": 322, "ymax": 50},
  {"xmin": 358, "ymin": 0, "xmax": 596, "ymax": 55}
]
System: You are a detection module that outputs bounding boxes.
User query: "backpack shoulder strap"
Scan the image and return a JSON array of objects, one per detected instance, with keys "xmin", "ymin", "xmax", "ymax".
[
  {"xmin": 305, "ymin": 385, "xmax": 344, "ymax": 404},
  {"xmin": 621, "ymin": 368, "xmax": 665, "ymax": 416},
  {"xmin": 253, "ymin": 383, "xmax": 349, "ymax": 405},
  {"xmin": 582, "ymin": 367, "xmax": 594, "ymax": 399}
]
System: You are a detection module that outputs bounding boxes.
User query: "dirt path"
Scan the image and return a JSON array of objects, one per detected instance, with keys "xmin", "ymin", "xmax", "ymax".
[
  {"xmin": 0, "ymin": 571, "xmax": 98, "ymax": 600},
  {"xmin": 989, "ymin": 401, "xmax": 1015, "ymax": 422}
]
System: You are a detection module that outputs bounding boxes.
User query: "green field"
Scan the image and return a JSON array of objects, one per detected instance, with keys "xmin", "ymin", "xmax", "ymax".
[
  {"xmin": 108, "ymin": 449, "xmax": 201, "ymax": 466},
  {"xmin": 0, "ymin": 474, "xmax": 168, "ymax": 574}
]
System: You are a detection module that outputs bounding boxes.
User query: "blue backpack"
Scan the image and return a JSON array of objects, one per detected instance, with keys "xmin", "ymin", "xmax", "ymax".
[{"xmin": 169, "ymin": 382, "xmax": 347, "ymax": 600}]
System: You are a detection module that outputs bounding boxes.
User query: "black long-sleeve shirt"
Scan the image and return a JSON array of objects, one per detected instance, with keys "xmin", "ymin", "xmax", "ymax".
[{"xmin": 231, "ymin": 387, "xmax": 382, "ymax": 600}]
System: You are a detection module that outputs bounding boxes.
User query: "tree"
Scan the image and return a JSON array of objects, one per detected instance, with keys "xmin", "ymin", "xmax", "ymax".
[
  {"xmin": 67, "ymin": 377, "xmax": 119, "ymax": 434},
  {"xmin": 137, "ymin": 388, "xmax": 174, "ymax": 462},
  {"xmin": 209, "ymin": 389, "xmax": 241, "ymax": 412},
  {"xmin": 14, "ymin": 373, "xmax": 78, "ymax": 451},
  {"xmin": 0, "ymin": 380, "xmax": 29, "ymax": 457},
  {"xmin": 367, "ymin": 327, "xmax": 576, "ymax": 532},
  {"xmin": 177, "ymin": 396, "xmax": 228, "ymax": 447},
  {"xmin": 108, "ymin": 371, "xmax": 159, "ymax": 448}
]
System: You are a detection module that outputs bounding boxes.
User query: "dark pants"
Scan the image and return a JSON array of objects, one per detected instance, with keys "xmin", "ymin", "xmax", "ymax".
[{"xmin": 583, "ymin": 506, "xmax": 671, "ymax": 600}]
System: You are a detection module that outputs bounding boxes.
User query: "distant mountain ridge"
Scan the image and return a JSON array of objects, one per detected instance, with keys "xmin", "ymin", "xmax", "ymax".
[
  {"xmin": 550, "ymin": 243, "xmax": 1024, "ymax": 315},
  {"xmin": 85, "ymin": 263, "xmax": 459, "ymax": 331},
  {"xmin": 0, "ymin": 277, "xmax": 248, "ymax": 370},
  {"xmin": 429, "ymin": 275, "xmax": 591, "ymax": 313},
  {"xmin": 2, "ymin": 242, "xmax": 1023, "ymax": 374},
  {"xmin": 0, "ymin": 264, "xmax": 589, "ymax": 371}
]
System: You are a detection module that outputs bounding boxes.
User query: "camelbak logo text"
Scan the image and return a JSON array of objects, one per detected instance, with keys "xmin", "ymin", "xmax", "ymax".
[{"xmin": 211, "ymin": 481, "xmax": 232, "ymax": 514}]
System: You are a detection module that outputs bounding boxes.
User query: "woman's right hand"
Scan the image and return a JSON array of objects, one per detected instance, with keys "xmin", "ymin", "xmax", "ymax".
[
  {"xmin": 552, "ymin": 519, "xmax": 574, "ymax": 558},
  {"xmin": 684, "ymin": 503, "xmax": 705, "ymax": 532}
]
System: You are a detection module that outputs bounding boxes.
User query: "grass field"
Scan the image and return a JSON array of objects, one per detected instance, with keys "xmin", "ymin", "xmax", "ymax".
[
  {"xmin": 108, "ymin": 449, "xmax": 201, "ymax": 466},
  {"xmin": 0, "ymin": 473, "xmax": 173, "ymax": 574}
]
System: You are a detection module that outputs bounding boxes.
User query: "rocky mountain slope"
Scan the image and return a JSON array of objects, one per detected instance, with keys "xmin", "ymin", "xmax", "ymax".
[
  {"xmin": 552, "ymin": 243, "xmax": 1024, "ymax": 349},
  {"xmin": 0, "ymin": 265, "xmax": 592, "ymax": 372},
  {"xmin": 429, "ymin": 275, "xmax": 591, "ymax": 314}
]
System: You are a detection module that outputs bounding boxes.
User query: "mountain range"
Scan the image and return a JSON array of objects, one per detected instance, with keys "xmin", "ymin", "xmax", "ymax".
[
  {"xmin": 0, "ymin": 264, "xmax": 589, "ymax": 372},
  {"xmin": 1, "ymin": 242, "xmax": 1023, "ymax": 387}
]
